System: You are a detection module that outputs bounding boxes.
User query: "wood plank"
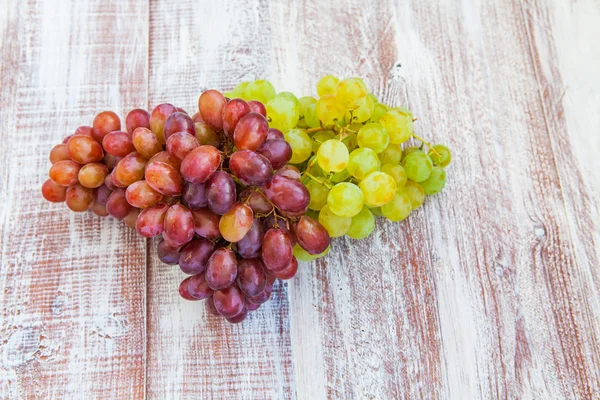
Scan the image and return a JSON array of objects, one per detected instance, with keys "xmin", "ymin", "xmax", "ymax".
[
  {"xmin": 0, "ymin": 1, "xmax": 148, "ymax": 398},
  {"xmin": 145, "ymin": 1, "xmax": 295, "ymax": 398}
]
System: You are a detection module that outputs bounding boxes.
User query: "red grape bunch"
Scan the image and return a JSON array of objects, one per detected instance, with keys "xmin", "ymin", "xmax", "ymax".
[{"xmin": 42, "ymin": 89, "xmax": 331, "ymax": 323}]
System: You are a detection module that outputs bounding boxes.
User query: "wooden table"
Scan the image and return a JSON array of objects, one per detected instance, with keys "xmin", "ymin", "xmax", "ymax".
[{"xmin": 1, "ymin": 0, "xmax": 599, "ymax": 398}]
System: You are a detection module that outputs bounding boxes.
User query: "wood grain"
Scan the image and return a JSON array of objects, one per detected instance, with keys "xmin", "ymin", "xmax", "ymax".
[{"xmin": 0, "ymin": 1, "xmax": 148, "ymax": 398}]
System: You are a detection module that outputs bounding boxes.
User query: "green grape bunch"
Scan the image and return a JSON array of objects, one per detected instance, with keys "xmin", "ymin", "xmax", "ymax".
[{"xmin": 225, "ymin": 75, "xmax": 452, "ymax": 245}]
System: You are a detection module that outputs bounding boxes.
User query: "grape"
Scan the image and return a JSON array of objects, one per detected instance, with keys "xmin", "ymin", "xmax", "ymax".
[
  {"xmin": 311, "ymin": 130, "xmax": 335, "ymax": 153},
  {"xmin": 404, "ymin": 181, "xmax": 425, "ymax": 209},
  {"xmin": 148, "ymin": 150, "xmax": 181, "ymax": 170},
  {"xmin": 232, "ymin": 81, "xmax": 251, "ymax": 99},
  {"xmin": 381, "ymin": 163, "xmax": 407, "ymax": 188},
  {"xmin": 247, "ymin": 275, "xmax": 275, "ymax": 305},
  {"xmin": 297, "ymin": 96, "xmax": 317, "ymax": 128},
  {"xmin": 337, "ymin": 131, "xmax": 358, "ymax": 152},
  {"xmin": 113, "ymin": 152, "xmax": 147, "ymax": 187},
  {"xmin": 78, "ymin": 163, "xmax": 109, "ymax": 188},
  {"xmin": 266, "ymin": 128, "xmax": 284, "ymax": 141},
  {"xmin": 125, "ymin": 108, "xmax": 150, "ymax": 134},
  {"xmin": 305, "ymin": 156, "xmax": 325, "ymax": 177},
  {"xmin": 266, "ymin": 96, "xmax": 299, "ymax": 131},
  {"xmin": 261, "ymin": 228, "xmax": 293, "ymax": 272},
  {"xmin": 378, "ymin": 143, "xmax": 402, "ymax": 165},
  {"xmin": 402, "ymin": 150, "xmax": 433, "ymax": 182},
  {"xmin": 294, "ymin": 216, "xmax": 330, "ymax": 254},
  {"xmin": 293, "ymin": 243, "xmax": 330, "ymax": 262},
  {"xmin": 317, "ymin": 139, "xmax": 349, "ymax": 173},
  {"xmin": 236, "ymin": 218, "xmax": 264, "ymax": 258},
  {"xmin": 381, "ymin": 191, "xmax": 412, "ymax": 222},
  {"xmin": 90, "ymin": 201, "xmax": 109, "ymax": 217},
  {"xmin": 428, "ymin": 144, "xmax": 452, "ymax": 167},
  {"xmin": 194, "ymin": 121, "xmax": 221, "ymax": 148},
  {"xmin": 103, "ymin": 154, "xmax": 120, "ymax": 171},
  {"xmin": 346, "ymin": 207, "xmax": 375, "ymax": 239},
  {"xmin": 206, "ymin": 170, "xmax": 236, "ymax": 215},
  {"xmin": 306, "ymin": 180, "xmax": 329, "ymax": 211},
  {"xmin": 369, "ymin": 102, "xmax": 389, "ymax": 123},
  {"xmin": 359, "ymin": 171, "xmax": 397, "ymax": 207},
  {"xmin": 67, "ymin": 135, "xmax": 104, "ymax": 164},
  {"xmin": 179, "ymin": 238, "xmax": 216, "ymax": 275},
  {"xmin": 125, "ymin": 180, "xmax": 163, "ymax": 208},
  {"xmin": 401, "ymin": 146, "xmax": 420, "ymax": 162},
  {"xmin": 135, "ymin": 202, "xmax": 168, "ymax": 237},
  {"xmin": 166, "ymin": 131, "xmax": 200, "ymax": 160},
  {"xmin": 74, "ymin": 126, "xmax": 94, "ymax": 138},
  {"xmin": 49, "ymin": 160, "xmax": 82, "ymax": 187},
  {"xmin": 246, "ymin": 301, "xmax": 260, "ymax": 312},
  {"xmin": 180, "ymin": 145, "xmax": 221, "ymax": 184},
  {"xmin": 246, "ymin": 80, "xmax": 276, "ymax": 104},
  {"xmin": 336, "ymin": 77, "xmax": 368, "ymax": 107},
  {"xmin": 345, "ymin": 95, "xmax": 374, "ymax": 123},
  {"xmin": 163, "ymin": 112, "xmax": 196, "ymax": 141},
  {"xmin": 104, "ymin": 173, "xmax": 117, "ymax": 190},
  {"xmin": 157, "ymin": 239, "xmax": 180, "ymax": 265},
  {"xmin": 102, "ymin": 131, "xmax": 135, "ymax": 157},
  {"xmin": 318, "ymin": 205, "xmax": 351, "ymax": 238},
  {"xmin": 248, "ymin": 100, "xmax": 267, "ymax": 117},
  {"xmin": 257, "ymin": 139, "xmax": 293, "ymax": 170},
  {"xmin": 182, "ymin": 182, "xmax": 207, "ymax": 209},
  {"xmin": 275, "ymin": 165, "xmax": 301, "ymax": 181},
  {"xmin": 357, "ymin": 123, "xmax": 389, "ymax": 153},
  {"xmin": 420, "ymin": 166, "xmax": 447, "ymax": 194},
  {"xmin": 327, "ymin": 182, "xmax": 364, "ymax": 218},
  {"xmin": 187, "ymin": 273, "xmax": 214, "ymax": 300},
  {"xmin": 270, "ymin": 257, "xmax": 298, "ymax": 280},
  {"xmin": 205, "ymin": 296, "xmax": 220, "ymax": 315},
  {"xmin": 49, "ymin": 144, "xmax": 70, "ymax": 164},
  {"xmin": 219, "ymin": 203, "xmax": 254, "ymax": 242},
  {"xmin": 239, "ymin": 189, "xmax": 273, "ymax": 214},
  {"xmin": 316, "ymin": 95, "xmax": 345, "ymax": 126},
  {"xmin": 106, "ymin": 188, "xmax": 133, "ymax": 219},
  {"xmin": 123, "ymin": 208, "xmax": 141, "ymax": 228},
  {"xmin": 132, "ymin": 127, "xmax": 162, "ymax": 160},
  {"xmin": 236, "ymin": 258, "xmax": 267, "ymax": 297},
  {"xmin": 222, "ymin": 98, "xmax": 251, "ymax": 136},
  {"xmin": 263, "ymin": 175, "xmax": 310, "ymax": 213},
  {"xmin": 379, "ymin": 109, "xmax": 413, "ymax": 144},
  {"xmin": 95, "ymin": 184, "xmax": 112, "ymax": 206},
  {"xmin": 198, "ymin": 90, "xmax": 227, "ymax": 130},
  {"xmin": 65, "ymin": 184, "xmax": 95, "ymax": 212},
  {"xmin": 347, "ymin": 148, "xmax": 380, "ymax": 180},
  {"xmin": 370, "ymin": 206, "xmax": 384, "ymax": 217},
  {"xmin": 163, "ymin": 204, "xmax": 194, "ymax": 248},
  {"xmin": 304, "ymin": 103, "xmax": 320, "ymax": 128},
  {"xmin": 62, "ymin": 135, "xmax": 73, "ymax": 144},
  {"xmin": 317, "ymin": 75, "xmax": 339, "ymax": 97},
  {"xmin": 227, "ymin": 308, "xmax": 247, "ymax": 323},
  {"xmin": 212, "ymin": 286, "xmax": 245, "ymax": 318},
  {"xmin": 206, "ymin": 248, "xmax": 238, "ymax": 290},
  {"xmin": 233, "ymin": 112, "xmax": 268, "ymax": 151},
  {"xmin": 283, "ymin": 129, "xmax": 312, "ymax": 164},
  {"xmin": 191, "ymin": 208, "xmax": 221, "ymax": 239},
  {"xmin": 145, "ymin": 161, "xmax": 183, "ymax": 196},
  {"xmin": 92, "ymin": 111, "xmax": 121, "ymax": 144},
  {"xmin": 178, "ymin": 277, "xmax": 197, "ymax": 301},
  {"xmin": 229, "ymin": 150, "xmax": 273, "ymax": 186},
  {"xmin": 41, "ymin": 179, "xmax": 67, "ymax": 202}
]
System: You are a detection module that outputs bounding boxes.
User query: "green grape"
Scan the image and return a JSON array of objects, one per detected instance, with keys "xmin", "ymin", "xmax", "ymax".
[
  {"xmin": 305, "ymin": 209, "xmax": 320, "ymax": 221},
  {"xmin": 357, "ymin": 123, "xmax": 389, "ymax": 153},
  {"xmin": 233, "ymin": 81, "xmax": 251, "ymax": 99},
  {"xmin": 317, "ymin": 75, "xmax": 340, "ymax": 97},
  {"xmin": 368, "ymin": 93, "xmax": 378, "ymax": 103},
  {"xmin": 404, "ymin": 181, "xmax": 425, "ymax": 209},
  {"xmin": 267, "ymin": 96, "xmax": 300, "ymax": 131},
  {"xmin": 298, "ymin": 96, "xmax": 318, "ymax": 128},
  {"xmin": 401, "ymin": 146, "xmax": 420, "ymax": 162},
  {"xmin": 336, "ymin": 77, "xmax": 368, "ymax": 107},
  {"xmin": 347, "ymin": 148, "xmax": 380, "ymax": 180},
  {"xmin": 319, "ymin": 205, "xmax": 351, "ymax": 237},
  {"xmin": 381, "ymin": 163, "xmax": 407, "ymax": 188},
  {"xmin": 316, "ymin": 95, "xmax": 346, "ymax": 126},
  {"xmin": 402, "ymin": 150, "xmax": 433, "ymax": 182},
  {"xmin": 336, "ymin": 132, "xmax": 358, "ymax": 152},
  {"xmin": 246, "ymin": 80, "xmax": 276, "ymax": 104},
  {"xmin": 370, "ymin": 206, "xmax": 384, "ymax": 217},
  {"xmin": 311, "ymin": 130, "xmax": 336, "ymax": 153},
  {"xmin": 224, "ymin": 91, "xmax": 236, "ymax": 98},
  {"xmin": 294, "ymin": 243, "xmax": 330, "ymax": 262},
  {"xmin": 381, "ymin": 191, "xmax": 412, "ymax": 222},
  {"xmin": 277, "ymin": 92, "xmax": 300, "ymax": 109},
  {"xmin": 420, "ymin": 166, "xmax": 447, "ymax": 195},
  {"xmin": 380, "ymin": 109, "xmax": 413, "ymax": 144},
  {"xmin": 428, "ymin": 144, "xmax": 452, "ymax": 167},
  {"xmin": 346, "ymin": 207, "xmax": 375, "ymax": 239},
  {"xmin": 331, "ymin": 168, "xmax": 350, "ymax": 183},
  {"xmin": 345, "ymin": 95, "xmax": 374, "ymax": 123},
  {"xmin": 378, "ymin": 143, "xmax": 402, "ymax": 165},
  {"xmin": 284, "ymin": 129, "xmax": 312, "ymax": 164},
  {"xmin": 317, "ymin": 139, "xmax": 349, "ymax": 173},
  {"xmin": 306, "ymin": 155, "xmax": 325, "ymax": 177},
  {"xmin": 305, "ymin": 103, "xmax": 320, "ymax": 128},
  {"xmin": 327, "ymin": 182, "xmax": 364, "ymax": 218},
  {"xmin": 369, "ymin": 103, "xmax": 390, "ymax": 123},
  {"xmin": 306, "ymin": 180, "xmax": 330, "ymax": 210},
  {"xmin": 359, "ymin": 171, "xmax": 397, "ymax": 207}
]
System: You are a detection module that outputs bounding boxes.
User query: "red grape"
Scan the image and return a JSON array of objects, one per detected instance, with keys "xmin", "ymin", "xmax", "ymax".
[
  {"xmin": 74, "ymin": 125, "xmax": 94, "ymax": 138},
  {"xmin": 233, "ymin": 112, "xmax": 268, "ymax": 150},
  {"xmin": 148, "ymin": 151, "xmax": 182, "ymax": 170},
  {"xmin": 229, "ymin": 150, "xmax": 273, "ymax": 186},
  {"xmin": 91, "ymin": 201, "xmax": 109, "ymax": 217},
  {"xmin": 166, "ymin": 131, "xmax": 199, "ymax": 160},
  {"xmin": 261, "ymin": 228, "xmax": 293, "ymax": 272},
  {"xmin": 236, "ymin": 258, "xmax": 266, "ymax": 297},
  {"xmin": 219, "ymin": 203, "xmax": 254, "ymax": 242},
  {"xmin": 49, "ymin": 144, "xmax": 70, "ymax": 164},
  {"xmin": 187, "ymin": 273, "xmax": 214, "ymax": 300},
  {"xmin": 49, "ymin": 160, "xmax": 82, "ymax": 187},
  {"xmin": 125, "ymin": 180, "xmax": 163, "ymax": 208},
  {"xmin": 180, "ymin": 145, "xmax": 221, "ymax": 184},
  {"xmin": 269, "ymin": 256, "xmax": 298, "ymax": 280},
  {"xmin": 222, "ymin": 98, "xmax": 251, "ymax": 137},
  {"xmin": 67, "ymin": 135, "xmax": 104, "ymax": 164},
  {"xmin": 194, "ymin": 121, "xmax": 221, "ymax": 147},
  {"xmin": 226, "ymin": 306, "xmax": 248, "ymax": 323},
  {"xmin": 65, "ymin": 184, "xmax": 95, "ymax": 212},
  {"xmin": 246, "ymin": 301, "xmax": 260, "ymax": 311},
  {"xmin": 103, "ymin": 153, "xmax": 120, "ymax": 171},
  {"xmin": 248, "ymin": 100, "xmax": 266, "ymax": 117},
  {"xmin": 125, "ymin": 108, "xmax": 150, "ymax": 134},
  {"xmin": 274, "ymin": 165, "xmax": 301, "ymax": 181},
  {"xmin": 95, "ymin": 184, "xmax": 112, "ymax": 206},
  {"xmin": 182, "ymin": 182, "xmax": 207, "ymax": 209},
  {"xmin": 104, "ymin": 173, "xmax": 117, "ymax": 190},
  {"xmin": 198, "ymin": 90, "xmax": 227, "ymax": 130},
  {"xmin": 178, "ymin": 238, "xmax": 215, "ymax": 275},
  {"xmin": 132, "ymin": 127, "xmax": 162, "ymax": 160},
  {"xmin": 239, "ymin": 189, "xmax": 273, "ymax": 215},
  {"xmin": 247, "ymin": 275, "xmax": 275, "ymax": 305},
  {"xmin": 257, "ymin": 139, "xmax": 293, "ymax": 170},
  {"xmin": 106, "ymin": 188, "xmax": 133, "ymax": 219},
  {"xmin": 212, "ymin": 285, "xmax": 245, "ymax": 318},
  {"xmin": 236, "ymin": 218, "xmax": 264, "ymax": 259},
  {"xmin": 157, "ymin": 238, "xmax": 180, "ymax": 265},
  {"xmin": 206, "ymin": 248, "xmax": 238, "ymax": 290},
  {"xmin": 163, "ymin": 112, "xmax": 196, "ymax": 141},
  {"xmin": 191, "ymin": 208, "xmax": 221, "ymax": 239},
  {"xmin": 266, "ymin": 128, "xmax": 283, "ymax": 140},
  {"xmin": 264, "ymin": 175, "xmax": 310, "ymax": 213},
  {"xmin": 78, "ymin": 163, "xmax": 109, "ymax": 188},
  {"xmin": 205, "ymin": 296, "xmax": 220, "ymax": 316},
  {"xmin": 263, "ymin": 215, "xmax": 297, "ymax": 246},
  {"xmin": 179, "ymin": 277, "xmax": 198, "ymax": 301},
  {"xmin": 163, "ymin": 204, "xmax": 195, "ymax": 248},
  {"xmin": 135, "ymin": 202, "xmax": 168, "ymax": 237},
  {"xmin": 92, "ymin": 111, "xmax": 121, "ymax": 143},
  {"xmin": 192, "ymin": 112, "xmax": 203, "ymax": 123},
  {"xmin": 149, "ymin": 103, "xmax": 177, "ymax": 144},
  {"xmin": 41, "ymin": 179, "xmax": 67, "ymax": 202},
  {"xmin": 145, "ymin": 161, "xmax": 183, "ymax": 196},
  {"xmin": 102, "ymin": 130, "xmax": 135, "ymax": 157},
  {"xmin": 123, "ymin": 205, "xmax": 141, "ymax": 229},
  {"xmin": 294, "ymin": 215, "xmax": 330, "ymax": 255},
  {"xmin": 206, "ymin": 170, "xmax": 236, "ymax": 215},
  {"xmin": 113, "ymin": 152, "xmax": 147, "ymax": 187}
]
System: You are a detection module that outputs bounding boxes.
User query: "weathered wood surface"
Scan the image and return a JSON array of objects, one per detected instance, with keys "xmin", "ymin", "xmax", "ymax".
[{"xmin": 1, "ymin": 0, "xmax": 599, "ymax": 399}]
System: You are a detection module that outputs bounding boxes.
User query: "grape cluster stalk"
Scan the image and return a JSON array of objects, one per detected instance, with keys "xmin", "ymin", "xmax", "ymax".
[{"xmin": 42, "ymin": 89, "xmax": 331, "ymax": 323}]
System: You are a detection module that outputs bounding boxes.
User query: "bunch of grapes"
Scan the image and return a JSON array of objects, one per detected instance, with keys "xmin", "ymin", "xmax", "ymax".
[
  {"xmin": 41, "ymin": 89, "xmax": 331, "ymax": 323},
  {"xmin": 226, "ymin": 77, "xmax": 452, "ymax": 243}
]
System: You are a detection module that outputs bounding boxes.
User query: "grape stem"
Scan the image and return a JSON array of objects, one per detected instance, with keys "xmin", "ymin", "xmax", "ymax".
[
  {"xmin": 306, "ymin": 172, "xmax": 332, "ymax": 189},
  {"xmin": 305, "ymin": 127, "xmax": 323, "ymax": 134},
  {"xmin": 412, "ymin": 133, "xmax": 441, "ymax": 158}
]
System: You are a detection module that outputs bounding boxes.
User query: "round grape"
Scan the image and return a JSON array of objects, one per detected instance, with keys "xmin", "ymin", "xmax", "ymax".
[
  {"xmin": 346, "ymin": 207, "xmax": 375, "ymax": 239},
  {"xmin": 327, "ymin": 182, "xmax": 364, "ymax": 218},
  {"xmin": 283, "ymin": 129, "xmax": 312, "ymax": 164},
  {"xmin": 402, "ymin": 150, "xmax": 433, "ymax": 182},
  {"xmin": 381, "ymin": 191, "xmax": 412, "ymax": 222},
  {"xmin": 359, "ymin": 171, "xmax": 397, "ymax": 207},
  {"xmin": 318, "ymin": 205, "xmax": 351, "ymax": 238},
  {"xmin": 317, "ymin": 139, "xmax": 349, "ymax": 173},
  {"xmin": 357, "ymin": 123, "xmax": 389, "ymax": 153},
  {"xmin": 420, "ymin": 166, "xmax": 447, "ymax": 195},
  {"xmin": 346, "ymin": 148, "xmax": 380, "ymax": 180}
]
